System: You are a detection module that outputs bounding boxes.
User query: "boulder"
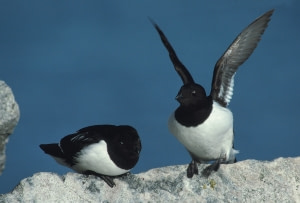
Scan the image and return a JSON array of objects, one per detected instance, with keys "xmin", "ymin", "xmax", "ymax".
[
  {"xmin": 0, "ymin": 81, "xmax": 20, "ymax": 175},
  {"xmin": 1, "ymin": 157, "xmax": 299, "ymax": 202}
]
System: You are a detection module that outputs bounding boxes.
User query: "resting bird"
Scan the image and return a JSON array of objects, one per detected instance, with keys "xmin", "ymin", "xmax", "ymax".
[
  {"xmin": 40, "ymin": 125, "xmax": 142, "ymax": 187},
  {"xmin": 151, "ymin": 9, "xmax": 273, "ymax": 178}
]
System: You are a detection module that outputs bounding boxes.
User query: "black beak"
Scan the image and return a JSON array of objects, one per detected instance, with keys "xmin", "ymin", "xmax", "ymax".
[{"xmin": 175, "ymin": 93, "xmax": 183, "ymax": 101}]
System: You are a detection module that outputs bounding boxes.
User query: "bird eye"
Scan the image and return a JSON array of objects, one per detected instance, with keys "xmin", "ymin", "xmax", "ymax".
[
  {"xmin": 120, "ymin": 141, "xmax": 124, "ymax": 145},
  {"xmin": 192, "ymin": 90, "xmax": 196, "ymax": 96}
]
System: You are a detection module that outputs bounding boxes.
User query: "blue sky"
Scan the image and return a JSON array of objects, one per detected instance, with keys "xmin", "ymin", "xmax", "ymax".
[{"xmin": 1, "ymin": 1, "xmax": 299, "ymax": 193}]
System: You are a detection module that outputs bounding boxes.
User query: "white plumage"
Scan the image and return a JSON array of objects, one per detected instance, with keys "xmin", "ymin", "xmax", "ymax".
[
  {"xmin": 72, "ymin": 141, "xmax": 129, "ymax": 176},
  {"xmin": 169, "ymin": 102, "xmax": 238, "ymax": 162}
]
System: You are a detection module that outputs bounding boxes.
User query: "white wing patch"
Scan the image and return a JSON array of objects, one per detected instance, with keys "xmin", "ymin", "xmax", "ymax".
[
  {"xmin": 225, "ymin": 74, "xmax": 235, "ymax": 104},
  {"xmin": 218, "ymin": 73, "xmax": 235, "ymax": 106}
]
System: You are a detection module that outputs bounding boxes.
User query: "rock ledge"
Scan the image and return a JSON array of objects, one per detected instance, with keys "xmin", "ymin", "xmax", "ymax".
[{"xmin": 1, "ymin": 157, "xmax": 299, "ymax": 202}]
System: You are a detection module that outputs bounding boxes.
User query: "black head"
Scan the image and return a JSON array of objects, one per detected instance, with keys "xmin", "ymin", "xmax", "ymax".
[
  {"xmin": 176, "ymin": 83, "xmax": 208, "ymax": 106},
  {"xmin": 174, "ymin": 84, "xmax": 213, "ymax": 126},
  {"xmin": 107, "ymin": 125, "xmax": 142, "ymax": 170}
]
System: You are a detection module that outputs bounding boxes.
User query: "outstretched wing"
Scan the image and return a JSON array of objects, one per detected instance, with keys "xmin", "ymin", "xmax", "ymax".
[
  {"xmin": 150, "ymin": 19, "xmax": 195, "ymax": 85},
  {"xmin": 210, "ymin": 9, "xmax": 274, "ymax": 107}
]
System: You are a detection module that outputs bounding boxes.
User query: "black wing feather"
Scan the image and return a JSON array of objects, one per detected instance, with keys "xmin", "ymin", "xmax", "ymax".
[
  {"xmin": 59, "ymin": 125, "xmax": 115, "ymax": 159},
  {"xmin": 210, "ymin": 9, "xmax": 274, "ymax": 107},
  {"xmin": 150, "ymin": 19, "xmax": 195, "ymax": 85}
]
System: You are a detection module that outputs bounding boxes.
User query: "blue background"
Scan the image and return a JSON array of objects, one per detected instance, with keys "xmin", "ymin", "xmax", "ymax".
[{"xmin": 1, "ymin": 1, "xmax": 299, "ymax": 193}]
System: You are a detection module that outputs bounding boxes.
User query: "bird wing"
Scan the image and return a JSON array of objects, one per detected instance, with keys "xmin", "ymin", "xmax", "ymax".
[
  {"xmin": 59, "ymin": 125, "xmax": 114, "ymax": 159},
  {"xmin": 151, "ymin": 19, "xmax": 195, "ymax": 85},
  {"xmin": 210, "ymin": 9, "xmax": 274, "ymax": 107}
]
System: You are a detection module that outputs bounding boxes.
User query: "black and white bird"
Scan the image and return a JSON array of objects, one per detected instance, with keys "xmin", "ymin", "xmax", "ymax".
[
  {"xmin": 40, "ymin": 125, "xmax": 142, "ymax": 187},
  {"xmin": 151, "ymin": 10, "xmax": 273, "ymax": 178}
]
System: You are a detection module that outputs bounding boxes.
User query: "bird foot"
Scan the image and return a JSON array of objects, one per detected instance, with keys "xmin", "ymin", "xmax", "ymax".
[
  {"xmin": 201, "ymin": 160, "xmax": 220, "ymax": 177},
  {"xmin": 201, "ymin": 153, "xmax": 226, "ymax": 177},
  {"xmin": 187, "ymin": 160, "xmax": 199, "ymax": 178},
  {"xmin": 84, "ymin": 170, "xmax": 116, "ymax": 188}
]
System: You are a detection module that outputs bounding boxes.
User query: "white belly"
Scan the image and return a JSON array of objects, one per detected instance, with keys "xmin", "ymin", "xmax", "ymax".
[
  {"xmin": 168, "ymin": 102, "xmax": 238, "ymax": 161},
  {"xmin": 72, "ymin": 141, "xmax": 129, "ymax": 176}
]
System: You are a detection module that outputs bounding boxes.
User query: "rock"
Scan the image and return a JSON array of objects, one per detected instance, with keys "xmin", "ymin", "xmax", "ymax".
[
  {"xmin": 0, "ymin": 157, "xmax": 299, "ymax": 202},
  {"xmin": 0, "ymin": 81, "xmax": 20, "ymax": 175}
]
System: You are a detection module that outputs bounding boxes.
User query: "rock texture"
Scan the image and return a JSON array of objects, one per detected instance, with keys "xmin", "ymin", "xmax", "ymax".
[
  {"xmin": 0, "ymin": 81, "xmax": 20, "ymax": 175},
  {"xmin": 1, "ymin": 157, "xmax": 299, "ymax": 202}
]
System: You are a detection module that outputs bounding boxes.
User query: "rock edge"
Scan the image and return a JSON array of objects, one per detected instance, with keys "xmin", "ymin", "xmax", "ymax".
[
  {"xmin": 1, "ymin": 157, "xmax": 299, "ymax": 202},
  {"xmin": 0, "ymin": 81, "xmax": 20, "ymax": 175}
]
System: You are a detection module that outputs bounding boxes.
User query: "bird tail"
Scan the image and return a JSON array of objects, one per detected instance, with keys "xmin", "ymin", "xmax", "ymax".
[
  {"xmin": 40, "ymin": 144, "xmax": 71, "ymax": 167},
  {"xmin": 228, "ymin": 148, "xmax": 239, "ymax": 163},
  {"xmin": 40, "ymin": 144, "xmax": 64, "ymax": 158}
]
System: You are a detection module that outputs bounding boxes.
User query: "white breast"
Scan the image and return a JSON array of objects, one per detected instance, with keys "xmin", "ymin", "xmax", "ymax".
[
  {"xmin": 72, "ymin": 141, "xmax": 129, "ymax": 176},
  {"xmin": 168, "ymin": 101, "xmax": 238, "ymax": 161}
]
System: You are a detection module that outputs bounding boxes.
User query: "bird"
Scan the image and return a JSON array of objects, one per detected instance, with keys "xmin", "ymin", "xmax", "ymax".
[
  {"xmin": 151, "ymin": 9, "xmax": 274, "ymax": 178},
  {"xmin": 40, "ymin": 125, "xmax": 142, "ymax": 187}
]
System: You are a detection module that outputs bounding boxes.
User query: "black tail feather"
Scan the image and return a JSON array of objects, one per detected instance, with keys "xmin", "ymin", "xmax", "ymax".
[{"xmin": 40, "ymin": 144, "xmax": 64, "ymax": 158}]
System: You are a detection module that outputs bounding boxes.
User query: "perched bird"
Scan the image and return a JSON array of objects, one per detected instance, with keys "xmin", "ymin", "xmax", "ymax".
[
  {"xmin": 40, "ymin": 125, "xmax": 142, "ymax": 187},
  {"xmin": 151, "ymin": 10, "xmax": 273, "ymax": 178}
]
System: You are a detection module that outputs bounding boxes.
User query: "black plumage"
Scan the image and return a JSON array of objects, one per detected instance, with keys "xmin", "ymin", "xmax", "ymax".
[
  {"xmin": 152, "ymin": 10, "xmax": 273, "ymax": 178},
  {"xmin": 40, "ymin": 125, "xmax": 141, "ymax": 187}
]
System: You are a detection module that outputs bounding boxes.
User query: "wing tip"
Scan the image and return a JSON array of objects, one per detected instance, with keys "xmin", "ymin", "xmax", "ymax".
[
  {"xmin": 210, "ymin": 9, "xmax": 274, "ymax": 106},
  {"xmin": 150, "ymin": 18, "xmax": 195, "ymax": 85},
  {"xmin": 266, "ymin": 9, "xmax": 275, "ymax": 17},
  {"xmin": 148, "ymin": 17, "xmax": 164, "ymax": 37},
  {"xmin": 258, "ymin": 9, "xmax": 274, "ymax": 27}
]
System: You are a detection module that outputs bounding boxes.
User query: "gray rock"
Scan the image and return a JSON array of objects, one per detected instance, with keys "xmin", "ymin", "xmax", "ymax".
[
  {"xmin": 1, "ymin": 157, "xmax": 299, "ymax": 202},
  {"xmin": 0, "ymin": 81, "xmax": 20, "ymax": 175}
]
